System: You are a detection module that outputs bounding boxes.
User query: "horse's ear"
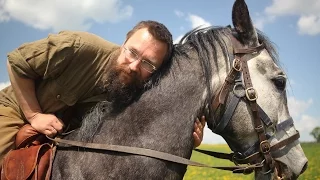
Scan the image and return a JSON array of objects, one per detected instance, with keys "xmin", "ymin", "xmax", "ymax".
[{"xmin": 232, "ymin": 0, "xmax": 259, "ymax": 46}]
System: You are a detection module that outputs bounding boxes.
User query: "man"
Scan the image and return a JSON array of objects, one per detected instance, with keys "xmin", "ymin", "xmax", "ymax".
[{"xmin": 0, "ymin": 20, "xmax": 205, "ymax": 165}]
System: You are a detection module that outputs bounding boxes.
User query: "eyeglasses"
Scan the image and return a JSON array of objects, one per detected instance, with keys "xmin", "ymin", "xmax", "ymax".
[{"xmin": 123, "ymin": 46, "xmax": 157, "ymax": 73}]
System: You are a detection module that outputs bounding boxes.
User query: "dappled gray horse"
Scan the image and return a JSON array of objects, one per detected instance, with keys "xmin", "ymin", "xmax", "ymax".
[{"xmin": 52, "ymin": 0, "xmax": 307, "ymax": 179}]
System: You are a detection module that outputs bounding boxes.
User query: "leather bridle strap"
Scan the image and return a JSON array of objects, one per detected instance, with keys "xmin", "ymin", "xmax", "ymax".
[
  {"xmin": 241, "ymin": 56, "xmax": 275, "ymax": 170},
  {"xmin": 241, "ymin": 117, "xmax": 295, "ymax": 157},
  {"xmin": 229, "ymin": 35, "xmax": 275, "ymax": 172},
  {"xmin": 213, "ymin": 91, "xmax": 273, "ymax": 134},
  {"xmin": 195, "ymin": 130, "xmax": 300, "ymax": 165},
  {"xmin": 49, "ymin": 137, "xmax": 262, "ymax": 173},
  {"xmin": 270, "ymin": 131, "xmax": 300, "ymax": 152},
  {"xmin": 214, "ymin": 93, "xmax": 240, "ymax": 134},
  {"xmin": 211, "ymin": 59, "xmax": 241, "ymax": 111}
]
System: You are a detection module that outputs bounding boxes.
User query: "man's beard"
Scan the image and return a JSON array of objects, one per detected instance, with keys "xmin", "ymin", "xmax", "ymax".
[{"xmin": 101, "ymin": 61, "xmax": 144, "ymax": 106}]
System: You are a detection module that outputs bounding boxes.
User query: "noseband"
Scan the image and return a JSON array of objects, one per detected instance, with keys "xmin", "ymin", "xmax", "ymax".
[{"xmin": 199, "ymin": 33, "xmax": 301, "ymax": 174}]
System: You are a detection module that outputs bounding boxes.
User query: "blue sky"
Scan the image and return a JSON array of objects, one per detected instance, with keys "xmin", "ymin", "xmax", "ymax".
[{"xmin": 0, "ymin": 0, "xmax": 319, "ymax": 143}]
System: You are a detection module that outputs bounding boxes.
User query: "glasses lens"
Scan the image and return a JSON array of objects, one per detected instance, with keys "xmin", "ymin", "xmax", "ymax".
[
  {"xmin": 124, "ymin": 47, "xmax": 156, "ymax": 73},
  {"xmin": 141, "ymin": 60, "xmax": 156, "ymax": 73},
  {"xmin": 124, "ymin": 47, "xmax": 137, "ymax": 62}
]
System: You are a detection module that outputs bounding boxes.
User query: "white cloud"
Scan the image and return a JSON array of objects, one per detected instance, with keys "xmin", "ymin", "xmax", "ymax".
[
  {"xmin": 287, "ymin": 96, "xmax": 319, "ymax": 142},
  {"xmin": 173, "ymin": 34, "xmax": 183, "ymax": 44},
  {"xmin": 187, "ymin": 14, "xmax": 211, "ymax": 29},
  {"xmin": 203, "ymin": 127, "xmax": 226, "ymax": 144},
  {"xmin": 0, "ymin": 81, "xmax": 10, "ymax": 90},
  {"xmin": 261, "ymin": 0, "xmax": 320, "ymax": 35},
  {"xmin": 253, "ymin": 15, "xmax": 275, "ymax": 30},
  {"xmin": 294, "ymin": 114, "xmax": 319, "ymax": 133},
  {"xmin": 173, "ymin": 12, "xmax": 211, "ymax": 44},
  {"xmin": 297, "ymin": 15, "xmax": 320, "ymax": 35},
  {"xmin": 265, "ymin": 0, "xmax": 320, "ymax": 16},
  {"xmin": 288, "ymin": 96, "xmax": 313, "ymax": 119},
  {"xmin": 0, "ymin": 0, "xmax": 133, "ymax": 32},
  {"xmin": 174, "ymin": 10, "xmax": 184, "ymax": 18},
  {"xmin": 0, "ymin": 0, "xmax": 9, "ymax": 22}
]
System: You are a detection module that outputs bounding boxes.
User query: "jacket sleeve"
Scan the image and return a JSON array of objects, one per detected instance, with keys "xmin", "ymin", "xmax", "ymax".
[{"xmin": 7, "ymin": 31, "xmax": 80, "ymax": 80}]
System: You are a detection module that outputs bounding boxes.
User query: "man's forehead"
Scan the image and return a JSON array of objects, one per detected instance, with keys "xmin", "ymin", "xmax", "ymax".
[{"xmin": 127, "ymin": 28, "xmax": 151, "ymax": 42}]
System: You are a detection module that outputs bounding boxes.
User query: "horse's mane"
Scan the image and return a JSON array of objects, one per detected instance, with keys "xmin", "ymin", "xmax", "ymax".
[
  {"xmin": 147, "ymin": 26, "xmax": 279, "ymax": 94},
  {"xmin": 76, "ymin": 26, "xmax": 279, "ymax": 142},
  {"xmin": 176, "ymin": 25, "xmax": 279, "ymax": 65}
]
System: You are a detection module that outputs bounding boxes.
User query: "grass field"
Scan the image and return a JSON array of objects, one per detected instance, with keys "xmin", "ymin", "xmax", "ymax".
[{"xmin": 183, "ymin": 143, "xmax": 320, "ymax": 180}]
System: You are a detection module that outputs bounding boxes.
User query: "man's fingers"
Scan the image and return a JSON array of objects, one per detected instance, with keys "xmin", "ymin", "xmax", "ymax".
[
  {"xmin": 44, "ymin": 127, "xmax": 57, "ymax": 137},
  {"xmin": 56, "ymin": 118, "xmax": 65, "ymax": 127},
  {"xmin": 52, "ymin": 123, "xmax": 63, "ymax": 133},
  {"xmin": 193, "ymin": 132, "xmax": 199, "ymax": 139},
  {"xmin": 194, "ymin": 121, "xmax": 203, "ymax": 139},
  {"xmin": 195, "ymin": 118, "xmax": 202, "ymax": 129},
  {"xmin": 193, "ymin": 132, "xmax": 201, "ymax": 147},
  {"xmin": 194, "ymin": 116, "xmax": 206, "ymax": 148},
  {"xmin": 55, "ymin": 126, "xmax": 63, "ymax": 134},
  {"xmin": 200, "ymin": 116, "xmax": 205, "ymax": 127},
  {"xmin": 52, "ymin": 118, "xmax": 64, "ymax": 133},
  {"xmin": 194, "ymin": 120, "xmax": 198, "ymax": 129},
  {"xmin": 197, "ymin": 126, "xmax": 202, "ymax": 136}
]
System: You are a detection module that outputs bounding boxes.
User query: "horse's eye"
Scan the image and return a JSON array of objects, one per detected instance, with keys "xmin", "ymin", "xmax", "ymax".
[{"xmin": 272, "ymin": 76, "xmax": 286, "ymax": 91}]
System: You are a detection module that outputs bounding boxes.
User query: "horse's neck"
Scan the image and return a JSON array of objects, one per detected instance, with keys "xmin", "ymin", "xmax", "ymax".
[
  {"xmin": 73, "ymin": 34, "xmax": 232, "ymax": 155},
  {"xmin": 85, "ymin": 62, "xmax": 206, "ymax": 155}
]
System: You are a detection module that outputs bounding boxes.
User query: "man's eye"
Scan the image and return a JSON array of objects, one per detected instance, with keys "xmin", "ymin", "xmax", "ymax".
[
  {"xmin": 129, "ymin": 50, "xmax": 137, "ymax": 57},
  {"xmin": 129, "ymin": 49, "xmax": 137, "ymax": 55}
]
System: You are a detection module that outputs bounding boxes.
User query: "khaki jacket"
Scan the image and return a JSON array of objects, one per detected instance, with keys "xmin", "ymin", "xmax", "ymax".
[{"xmin": 0, "ymin": 30, "xmax": 120, "ymax": 121}]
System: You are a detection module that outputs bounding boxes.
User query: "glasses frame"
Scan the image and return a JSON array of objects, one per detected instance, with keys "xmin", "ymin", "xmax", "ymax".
[{"xmin": 123, "ymin": 46, "xmax": 157, "ymax": 73}]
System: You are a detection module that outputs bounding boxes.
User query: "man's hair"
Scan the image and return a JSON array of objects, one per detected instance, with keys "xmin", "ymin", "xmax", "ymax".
[{"xmin": 125, "ymin": 20, "xmax": 173, "ymax": 64}]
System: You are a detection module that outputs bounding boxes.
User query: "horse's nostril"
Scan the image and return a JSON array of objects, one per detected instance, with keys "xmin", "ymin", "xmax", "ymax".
[{"xmin": 300, "ymin": 162, "xmax": 308, "ymax": 174}]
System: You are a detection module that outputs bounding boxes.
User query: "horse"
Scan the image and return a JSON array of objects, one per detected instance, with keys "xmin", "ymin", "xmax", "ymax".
[{"xmin": 51, "ymin": 0, "xmax": 308, "ymax": 179}]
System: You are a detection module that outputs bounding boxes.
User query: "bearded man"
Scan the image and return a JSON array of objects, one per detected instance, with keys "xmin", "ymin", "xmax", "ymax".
[{"xmin": 0, "ymin": 20, "xmax": 205, "ymax": 166}]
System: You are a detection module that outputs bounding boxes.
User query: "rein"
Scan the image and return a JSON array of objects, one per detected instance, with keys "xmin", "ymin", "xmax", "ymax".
[{"xmin": 49, "ymin": 136, "xmax": 263, "ymax": 173}]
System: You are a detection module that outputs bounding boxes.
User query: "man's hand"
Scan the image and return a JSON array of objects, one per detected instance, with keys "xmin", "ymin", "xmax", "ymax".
[
  {"xmin": 193, "ymin": 116, "xmax": 206, "ymax": 148},
  {"xmin": 29, "ymin": 113, "xmax": 64, "ymax": 137},
  {"xmin": 7, "ymin": 60, "xmax": 64, "ymax": 138}
]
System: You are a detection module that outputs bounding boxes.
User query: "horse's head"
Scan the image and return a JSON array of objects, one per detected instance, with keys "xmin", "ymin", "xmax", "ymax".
[{"xmin": 201, "ymin": 0, "xmax": 308, "ymax": 179}]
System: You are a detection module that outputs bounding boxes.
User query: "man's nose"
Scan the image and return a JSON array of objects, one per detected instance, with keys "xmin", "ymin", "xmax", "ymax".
[{"xmin": 128, "ymin": 59, "xmax": 141, "ymax": 72}]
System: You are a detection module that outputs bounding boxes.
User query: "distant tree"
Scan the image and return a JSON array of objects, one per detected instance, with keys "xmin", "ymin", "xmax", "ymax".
[{"xmin": 310, "ymin": 127, "xmax": 320, "ymax": 143}]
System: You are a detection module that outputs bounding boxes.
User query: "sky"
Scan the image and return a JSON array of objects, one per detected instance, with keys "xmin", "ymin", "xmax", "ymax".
[{"xmin": 0, "ymin": 0, "xmax": 319, "ymax": 144}]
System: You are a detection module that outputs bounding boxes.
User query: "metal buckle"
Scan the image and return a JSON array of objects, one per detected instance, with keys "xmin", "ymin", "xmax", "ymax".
[
  {"xmin": 245, "ymin": 87, "xmax": 258, "ymax": 101},
  {"xmin": 260, "ymin": 140, "xmax": 271, "ymax": 154},
  {"xmin": 232, "ymin": 58, "xmax": 242, "ymax": 71},
  {"xmin": 267, "ymin": 126, "xmax": 276, "ymax": 138},
  {"xmin": 233, "ymin": 83, "xmax": 246, "ymax": 98},
  {"xmin": 255, "ymin": 125, "xmax": 264, "ymax": 133}
]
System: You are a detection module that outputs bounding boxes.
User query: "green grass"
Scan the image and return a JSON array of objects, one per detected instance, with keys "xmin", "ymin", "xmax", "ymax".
[
  {"xmin": 183, "ymin": 143, "xmax": 320, "ymax": 180},
  {"xmin": 298, "ymin": 143, "xmax": 320, "ymax": 180}
]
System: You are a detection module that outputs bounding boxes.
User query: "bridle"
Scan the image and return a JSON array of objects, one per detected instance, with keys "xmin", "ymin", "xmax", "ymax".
[
  {"xmin": 49, "ymin": 30, "xmax": 301, "ymax": 176},
  {"xmin": 197, "ymin": 32, "xmax": 301, "ymax": 175}
]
